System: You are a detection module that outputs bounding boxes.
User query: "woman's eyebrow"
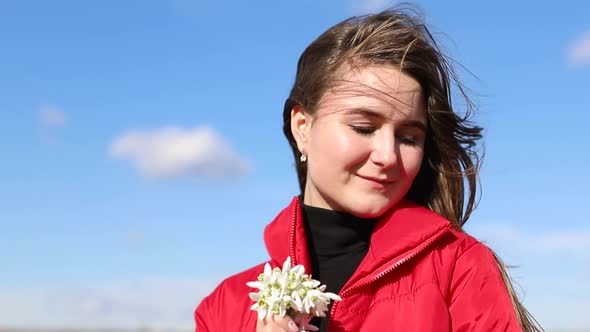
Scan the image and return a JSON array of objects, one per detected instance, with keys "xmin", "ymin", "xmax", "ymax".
[
  {"xmin": 343, "ymin": 108, "xmax": 427, "ymax": 132},
  {"xmin": 342, "ymin": 108, "xmax": 387, "ymax": 120},
  {"xmin": 398, "ymin": 120, "xmax": 427, "ymax": 133}
]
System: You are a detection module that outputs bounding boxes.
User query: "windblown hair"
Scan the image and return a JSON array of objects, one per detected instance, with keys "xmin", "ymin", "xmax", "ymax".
[{"xmin": 281, "ymin": 7, "xmax": 542, "ymax": 332}]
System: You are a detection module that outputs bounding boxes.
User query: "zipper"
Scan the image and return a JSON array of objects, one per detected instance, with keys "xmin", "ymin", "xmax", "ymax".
[
  {"xmin": 289, "ymin": 198, "xmax": 300, "ymax": 266},
  {"xmin": 328, "ymin": 225, "xmax": 450, "ymax": 328}
]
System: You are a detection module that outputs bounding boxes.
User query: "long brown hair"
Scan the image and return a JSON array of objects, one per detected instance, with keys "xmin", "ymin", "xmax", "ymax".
[{"xmin": 282, "ymin": 7, "xmax": 542, "ymax": 332}]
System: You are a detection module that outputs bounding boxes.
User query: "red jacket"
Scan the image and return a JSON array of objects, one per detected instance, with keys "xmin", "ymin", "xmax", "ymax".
[{"xmin": 195, "ymin": 197, "xmax": 522, "ymax": 331}]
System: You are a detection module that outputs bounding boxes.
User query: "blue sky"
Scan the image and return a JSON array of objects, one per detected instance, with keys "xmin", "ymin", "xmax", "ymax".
[{"xmin": 1, "ymin": 0, "xmax": 589, "ymax": 330}]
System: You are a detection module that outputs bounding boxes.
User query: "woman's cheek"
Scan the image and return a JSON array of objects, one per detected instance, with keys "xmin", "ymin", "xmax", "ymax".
[{"xmin": 403, "ymin": 148, "xmax": 424, "ymax": 177}]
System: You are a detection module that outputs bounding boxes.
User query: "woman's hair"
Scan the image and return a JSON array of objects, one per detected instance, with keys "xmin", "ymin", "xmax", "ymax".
[
  {"xmin": 283, "ymin": 7, "xmax": 481, "ymax": 227},
  {"xmin": 282, "ymin": 7, "xmax": 542, "ymax": 332}
]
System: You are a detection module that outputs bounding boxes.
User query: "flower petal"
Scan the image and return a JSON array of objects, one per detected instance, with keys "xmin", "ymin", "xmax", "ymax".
[
  {"xmin": 246, "ymin": 281, "xmax": 264, "ymax": 289},
  {"xmin": 282, "ymin": 256, "xmax": 292, "ymax": 272}
]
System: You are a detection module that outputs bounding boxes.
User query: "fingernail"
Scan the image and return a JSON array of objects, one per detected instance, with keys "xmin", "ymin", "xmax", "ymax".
[{"xmin": 288, "ymin": 321, "xmax": 299, "ymax": 332}]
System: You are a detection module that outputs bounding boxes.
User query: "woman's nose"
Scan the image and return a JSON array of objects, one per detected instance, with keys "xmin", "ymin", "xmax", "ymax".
[{"xmin": 370, "ymin": 131, "xmax": 398, "ymax": 169}]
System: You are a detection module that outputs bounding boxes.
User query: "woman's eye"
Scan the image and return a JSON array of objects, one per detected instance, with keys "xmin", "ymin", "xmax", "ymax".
[
  {"xmin": 351, "ymin": 126, "xmax": 376, "ymax": 136},
  {"xmin": 398, "ymin": 135, "xmax": 419, "ymax": 146}
]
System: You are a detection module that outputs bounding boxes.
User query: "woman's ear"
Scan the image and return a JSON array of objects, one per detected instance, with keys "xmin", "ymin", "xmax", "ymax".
[{"xmin": 290, "ymin": 105, "xmax": 311, "ymax": 154}]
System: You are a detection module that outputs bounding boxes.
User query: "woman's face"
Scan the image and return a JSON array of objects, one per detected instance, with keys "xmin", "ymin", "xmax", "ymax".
[{"xmin": 293, "ymin": 65, "xmax": 427, "ymax": 218}]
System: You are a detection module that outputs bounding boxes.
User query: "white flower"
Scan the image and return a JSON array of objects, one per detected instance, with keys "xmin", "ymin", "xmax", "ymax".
[{"xmin": 247, "ymin": 257, "xmax": 342, "ymax": 320}]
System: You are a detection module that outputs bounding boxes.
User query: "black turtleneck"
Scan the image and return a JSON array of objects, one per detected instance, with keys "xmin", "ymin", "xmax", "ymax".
[{"xmin": 301, "ymin": 201, "xmax": 378, "ymax": 331}]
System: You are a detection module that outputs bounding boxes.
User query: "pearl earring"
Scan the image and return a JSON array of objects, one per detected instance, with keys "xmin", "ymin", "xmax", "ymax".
[{"xmin": 300, "ymin": 154, "xmax": 307, "ymax": 163}]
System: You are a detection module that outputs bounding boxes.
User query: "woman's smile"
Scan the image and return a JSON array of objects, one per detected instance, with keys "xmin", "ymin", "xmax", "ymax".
[
  {"xmin": 293, "ymin": 64, "xmax": 427, "ymax": 218},
  {"xmin": 356, "ymin": 174, "xmax": 395, "ymax": 190}
]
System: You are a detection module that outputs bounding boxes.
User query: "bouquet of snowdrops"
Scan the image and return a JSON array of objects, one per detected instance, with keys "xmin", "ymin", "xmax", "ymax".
[{"xmin": 247, "ymin": 257, "xmax": 342, "ymax": 326}]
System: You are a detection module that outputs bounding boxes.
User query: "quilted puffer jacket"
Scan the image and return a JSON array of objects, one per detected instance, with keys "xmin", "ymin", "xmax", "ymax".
[{"xmin": 195, "ymin": 197, "xmax": 521, "ymax": 331}]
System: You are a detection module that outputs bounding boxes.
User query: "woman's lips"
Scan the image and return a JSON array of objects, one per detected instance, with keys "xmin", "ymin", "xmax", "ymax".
[{"xmin": 357, "ymin": 175, "xmax": 394, "ymax": 189}]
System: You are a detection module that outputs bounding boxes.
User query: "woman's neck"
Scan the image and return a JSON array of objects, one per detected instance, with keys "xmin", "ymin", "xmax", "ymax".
[{"xmin": 301, "ymin": 201, "xmax": 377, "ymax": 257}]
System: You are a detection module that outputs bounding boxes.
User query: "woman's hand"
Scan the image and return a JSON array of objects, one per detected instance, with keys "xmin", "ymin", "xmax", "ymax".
[
  {"xmin": 256, "ymin": 314, "xmax": 319, "ymax": 332},
  {"xmin": 257, "ymin": 315, "xmax": 299, "ymax": 332}
]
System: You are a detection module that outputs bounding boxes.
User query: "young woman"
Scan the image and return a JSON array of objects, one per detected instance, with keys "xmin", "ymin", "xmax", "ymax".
[{"xmin": 195, "ymin": 8, "xmax": 543, "ymax": 332}]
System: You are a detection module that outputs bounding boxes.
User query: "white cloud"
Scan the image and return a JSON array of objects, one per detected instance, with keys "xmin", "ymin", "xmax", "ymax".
[
  {"xmin": 0, "ymin": 277, "xmax": 220, "ymax": 330},
  {"xmin": 39, "ymin": 105, "xmax": 67, "ymax": 128},
  {"xmin": 468, "ymin": 224, "xmax": 590, "ymax": 258},
  {"xmin": 108, "ymin": 125, "xmax": 251, "ymax": 180},
  {"xmin": 568, "ymin": 31, "xmax": 590, "ymax": 66}
]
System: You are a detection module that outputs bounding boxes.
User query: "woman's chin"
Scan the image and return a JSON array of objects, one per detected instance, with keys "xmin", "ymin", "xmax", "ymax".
[
  {"xmin": 345, "ymin": 193, "xmax": 406, "ymax": 218},
  {"xmin": 346, "ymin": 202, "xmax": 393, "ymax": 219}
]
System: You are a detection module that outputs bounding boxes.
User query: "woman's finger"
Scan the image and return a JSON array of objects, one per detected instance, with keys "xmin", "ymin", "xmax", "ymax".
[
  {"xmin": 292, "ymin": 312, "xmax": 318, "ymax": 332},
  {"xmin": 256, "ymin": 315, "xmax": 300, "ymax": 332},
  {"xmin": 300, "ymin": 320, "xmax": 319, "ymax": 332},
  {"xmin": 271, "ymin": 315, "xmax": 300, "ymax": 331}
]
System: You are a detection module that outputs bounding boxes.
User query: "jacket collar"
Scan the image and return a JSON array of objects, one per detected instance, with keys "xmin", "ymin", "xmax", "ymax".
[{"xmin": 263, "ymin": 197, "xmax": 451, "ymax": 285}]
